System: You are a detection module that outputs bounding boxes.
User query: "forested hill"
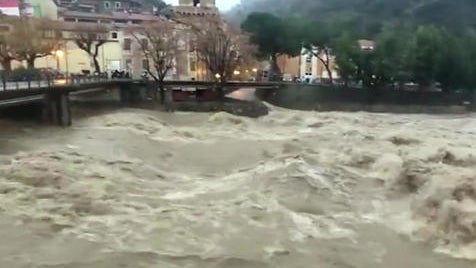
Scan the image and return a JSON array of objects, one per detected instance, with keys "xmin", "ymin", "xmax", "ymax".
[{"xmin": 226, "ymin": 0, "xmax": 476, "ymax": 35}]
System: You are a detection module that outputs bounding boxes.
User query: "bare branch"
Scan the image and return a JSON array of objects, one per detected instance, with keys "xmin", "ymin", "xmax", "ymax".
[
  {"xmin": 70, "ymin": 24, "xmax": 110, "ymax": 73},
  {"xmin": 0, "ymin": 17, "xmax": 63, "ymax": 68},
  {"xmin": 128, "ymin": 20, "xmax": 178, "ymax": 82},
  {"xmin": 186, "ymin": 17, "xmax": 257, "ymax": 83}
]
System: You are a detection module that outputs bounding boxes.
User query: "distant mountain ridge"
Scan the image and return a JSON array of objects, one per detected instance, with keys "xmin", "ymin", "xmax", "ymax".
[{"xmin": 227, "ymin": 0, "xmax": 476, "ymax": 35}]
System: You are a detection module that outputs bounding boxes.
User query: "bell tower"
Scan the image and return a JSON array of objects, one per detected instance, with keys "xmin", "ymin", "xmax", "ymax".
[{"xmin": 178, "ymin": 0, "xmax": 216, "ymax": 7}]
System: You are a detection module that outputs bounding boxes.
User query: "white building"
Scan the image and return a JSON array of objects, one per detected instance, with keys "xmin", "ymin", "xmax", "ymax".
[{"xmin": 299, "ymin": 45, "xmax": 339, "ymax": 83}]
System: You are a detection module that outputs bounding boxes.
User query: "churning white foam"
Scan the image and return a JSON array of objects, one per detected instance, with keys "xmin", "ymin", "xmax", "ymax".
[{"xmin": 1, "ymin": 108, "xmax": 475, "ymax": 266}]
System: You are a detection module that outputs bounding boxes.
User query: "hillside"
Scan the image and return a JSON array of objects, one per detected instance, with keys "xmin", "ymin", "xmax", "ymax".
[{"xmin": 227, "ymin": 0, "xmax": 476, "ymax": 35}]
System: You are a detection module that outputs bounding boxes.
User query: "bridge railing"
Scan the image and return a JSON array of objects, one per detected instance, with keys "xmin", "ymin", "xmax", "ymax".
[{"xmin": 0, "ymin": 74, "xmax": 117, "ymax": 91}]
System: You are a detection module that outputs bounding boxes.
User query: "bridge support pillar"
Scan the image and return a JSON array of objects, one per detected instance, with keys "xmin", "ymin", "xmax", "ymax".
[
  {"xmin": 43, "ymin": 92, "xmax": 72, "ymax": 127},
  {"xmin": 119, "ymin": 86, "xmax": 130, "ymax": 104},
  {"xmin": 119, "ymin": 84, "xmax": 146, "ymax": 105}
]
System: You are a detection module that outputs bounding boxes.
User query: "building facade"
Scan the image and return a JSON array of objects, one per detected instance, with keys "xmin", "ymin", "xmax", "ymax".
[
  {"xmin": 55, "ymin": 0, "xmax": 145, "ymax": 13},
  {"xmin": 170, "ymin": 0, "xmax": 219, "ymax": 80},
  {"xmin": 3, "ymin": 0, "xmax": 218, "ymax": 80},
  {"xmin": 299, "ymin": 46, "xmax": 339, "ymax": 83}
]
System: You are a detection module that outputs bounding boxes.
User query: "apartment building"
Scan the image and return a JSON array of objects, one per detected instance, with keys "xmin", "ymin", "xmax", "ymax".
[
  {"xmin": 6, "ymin": 0, "xmax": 220, "ymax": 80},
  {"xmin": 55, "ymin": 0, "xmax": 145, "ymax": 14}
]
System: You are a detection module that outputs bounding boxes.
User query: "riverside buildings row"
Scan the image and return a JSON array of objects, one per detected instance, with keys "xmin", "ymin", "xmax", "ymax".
[{"xmin": 0, "ymin": 0, "xmax": 218, "ymax": 79}]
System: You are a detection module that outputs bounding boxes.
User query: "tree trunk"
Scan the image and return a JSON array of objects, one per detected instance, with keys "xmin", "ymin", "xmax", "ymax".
[
  {"xmin": 316, "ymin": 50, "xmax": 333, "ymax": 85},
  {"xmin": 27, "ymin": 57, "xmax": 36, "ymax": 69},
  {"xmin": 1, "ymin": 58, "xmax": 11, "ymax": 72},
  {"xmin": 216, "ymin": 79, "xmax": 226, "ymax": 101},
  {"xmin": 93, "ymin": 57, "xmax": 101, "ymax": 73},
  {"xmin": 317, "ymin": 56, "xmax": 333, "ymax": 85},
  {"xmin": 158, "ymin": 70, "xmax": 167, "ymax": 104},
  {"xmin": 217, "ymin": 86, "xmax": 224, "ymax": 100},
  {"xmin": 270, "ymin": 54, "xmax": 281, "ymax": 81},
  {"xmin": 325, "ymin": 64, "xmax": 333, "ymax": 85},
  {"xmin": 159, "ymin": 83, "xmax": 165, "ymax": 104}
]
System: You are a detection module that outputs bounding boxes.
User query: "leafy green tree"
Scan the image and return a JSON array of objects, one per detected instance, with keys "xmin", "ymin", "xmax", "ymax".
[
  {"xmin": 463, "ymin": 31, "xmax": 476, "ymax": 91},
  {"xmin": 239, "ymin": 4, "xmax": 476, "ymax": 92},
  {"xmin": 371, "ymin": 26, "xmax": 413, "ymax": 89},
  {"xmin": 228, "ymin": 0, "xmax": 476, "ymax": 35},
  {"xmin": 409, "ymin": 25, "xmax": 444, "ymax": 89},
  {"xmin": 241, "ymin": 12, "xmax": 294, "ymax": 79},
  {"xmin": 333, "ymin": 33, "xmax": 360, "ymax": 86},
  {"xmin": 436, "ymin": 33, "xmax": 471, "ymax": 92},
  {"xmin": 299, "ymin": 20, "xmax": 337, "ymax": 84}
]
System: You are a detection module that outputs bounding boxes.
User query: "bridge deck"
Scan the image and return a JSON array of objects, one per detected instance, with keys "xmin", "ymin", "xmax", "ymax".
[{"xmin": 0, "ymin": 79, "xmax": 283, "ymax": 104}]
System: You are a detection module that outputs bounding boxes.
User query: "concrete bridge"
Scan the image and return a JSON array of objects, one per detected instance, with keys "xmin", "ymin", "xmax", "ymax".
[{"xmin": 0, "ymin": 78, "xmax": 283, "ymax": 126}]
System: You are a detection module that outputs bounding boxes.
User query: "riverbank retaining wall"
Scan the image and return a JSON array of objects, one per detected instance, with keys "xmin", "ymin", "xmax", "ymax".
[{"xmin": 256, "ymin": 85, "xmax": 474, "ymax": 113}]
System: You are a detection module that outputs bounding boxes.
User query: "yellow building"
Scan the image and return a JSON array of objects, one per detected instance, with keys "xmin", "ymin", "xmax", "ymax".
[{"xmin": 7, "ymin": 0, "xmax": 220, "ymax": 80}]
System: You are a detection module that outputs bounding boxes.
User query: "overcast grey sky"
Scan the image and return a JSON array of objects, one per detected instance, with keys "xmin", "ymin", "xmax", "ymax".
[{"xmin": 163, "ymin": 0, "xmax": 240, "ymax": 11}]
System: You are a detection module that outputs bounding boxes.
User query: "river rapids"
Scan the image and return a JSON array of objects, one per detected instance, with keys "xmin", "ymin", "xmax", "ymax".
[{"xmin": 0, "ymin": 105, "xmax": 475, "ymax": 267}]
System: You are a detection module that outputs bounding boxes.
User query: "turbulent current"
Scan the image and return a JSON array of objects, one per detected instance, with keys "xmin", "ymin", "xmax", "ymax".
[{"xmin": 0, "ymin": 105, "xmax": 475, "ymax": 267}]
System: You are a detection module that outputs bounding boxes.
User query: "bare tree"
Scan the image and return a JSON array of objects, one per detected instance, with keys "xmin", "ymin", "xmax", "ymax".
[
  {"xmin": 0, "ymin": 25, "xmax": 15, "ymax": 71},
  {"xmin": 186, "ymin": 18, "xmax": 255, "ymax": 98},
  {"xmin": 72, "ymin": 24, "xmax": 109, "ymax": 73},
  {"xmin": 129, "ymin": 20, "xmax": 178, "ymax": 102},
  {"xmin": 13, "ymin": 18, "xmax": 61, "ymax": 69},
  {"xmin": 0, "ymin": 16, "xmax": 60, "ymax": 70}
]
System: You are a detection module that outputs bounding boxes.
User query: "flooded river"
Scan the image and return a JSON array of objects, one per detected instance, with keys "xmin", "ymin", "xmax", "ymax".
[{"xmin": 0, "ymin": 105, "xmax": 475, "ymax": 267}]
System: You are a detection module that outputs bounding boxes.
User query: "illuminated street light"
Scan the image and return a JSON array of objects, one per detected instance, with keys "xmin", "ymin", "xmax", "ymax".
[
  {"xmin": 252, "ymin": 68, "xmax": 258, "ymax": 72},
  {"xmin": 233, "ymin": 70, "xmax": 240, "ymax": 75},
  {"xmin": 53, "ymin": 49, "xmax": 63, "ymax": 71},
  {"xmin": 215, "ymin": 73, "xmax": 221, "ymax": 79},
  {"xmin": 55, "ymin": 50, "xmax": 63, "ymax": 58}
]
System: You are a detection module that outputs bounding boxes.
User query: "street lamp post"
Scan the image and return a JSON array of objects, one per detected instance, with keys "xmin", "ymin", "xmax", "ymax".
[{"xmin": 54, "ymin": 50, "xmax": 63, "ymax": 71}]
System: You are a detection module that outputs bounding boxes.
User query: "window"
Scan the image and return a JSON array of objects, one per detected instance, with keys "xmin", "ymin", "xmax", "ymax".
[
  {"xmin": 123, "ymin": 38, "xmax": 131, "ymax": 50},
  {"xmin": 141, "ymin": 38, "xmax": 148, "ymax": 49},
  {"xmin": 306, "ymin": 55, "xmax": 312, "ymax": 63},
  {"xmin": 111, "ymin": 32, "xmax": 118, "ymax": 39},
  {"xmin": 78, "ymin": 19, "xmax": 96, "ymax": 23},
  {"xmin": 104, "ymin": 1, "xmax": 111, "ymax": 8},
  {"xmin": 190, "ymin": 61, "xmax": 196, "ymax": 72},
  {"xmin": 43, "ymin": 30, "xmax": 56, "ymax": 39},
  {"xmin": 125, "ymin": 59, "xmax": 132, "ymax": 70},
  {"xmin": 142, "ymin": 59, "xmax": 149, "ymax": 70},
  {"xmin": 115, "ymin": 2, "xmax": 121, "ymax": 8}
]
